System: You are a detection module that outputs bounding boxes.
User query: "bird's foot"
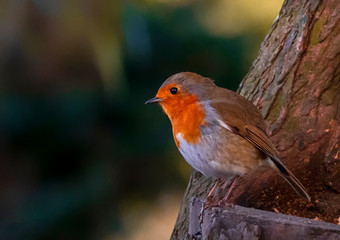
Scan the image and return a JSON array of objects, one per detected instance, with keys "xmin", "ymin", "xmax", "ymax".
[
  {"xmin": 218, "ymin": 198, "xmax": 235, "ymax": 208},
  {"xmin": 199, "ymin": 197, "xmax": 222, "ymax": 225},
  {"xmin": 199, "ymin": 198, "xmax": 235, "ymax": 225}
]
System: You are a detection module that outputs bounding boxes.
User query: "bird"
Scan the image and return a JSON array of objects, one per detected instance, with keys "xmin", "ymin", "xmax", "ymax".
[{"xmin": 145, "ymin": 72, "xmax": 311, "ymax": 204}]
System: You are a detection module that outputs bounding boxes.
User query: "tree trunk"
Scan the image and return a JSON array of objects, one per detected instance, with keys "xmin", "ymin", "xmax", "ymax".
[{"xmin": 171, "ymin": 0, "xmax": 340, "ymax": 239}]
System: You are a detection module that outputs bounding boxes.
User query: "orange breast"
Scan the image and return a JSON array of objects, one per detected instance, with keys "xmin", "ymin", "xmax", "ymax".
[{"xmin": 160, "ymin": 94, "xmax": 207, "ymax": 148}]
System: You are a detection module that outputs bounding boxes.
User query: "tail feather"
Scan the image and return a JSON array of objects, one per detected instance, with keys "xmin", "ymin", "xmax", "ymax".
[
  {"xmin": 278, "ymin": 171, "xmax": 311, "ymax": 202},
  {"xmin": 270, "ymin": 157, "xmax": 311, "ymax": 202}
]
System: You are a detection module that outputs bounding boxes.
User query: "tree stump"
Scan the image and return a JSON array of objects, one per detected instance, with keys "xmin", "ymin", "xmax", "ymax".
[
  {"xmin": 171, "ymin": 0, "xmax": 340, "ymax": 239},
  {"xmin": 187, "ymin": 198, "xmax": 340, "ymax": 240}
]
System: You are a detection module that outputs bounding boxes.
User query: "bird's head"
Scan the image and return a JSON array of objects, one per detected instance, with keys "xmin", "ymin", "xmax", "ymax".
[{"xmin": 145, "ymin": 72, "xmax": 216, "ymax": 121}]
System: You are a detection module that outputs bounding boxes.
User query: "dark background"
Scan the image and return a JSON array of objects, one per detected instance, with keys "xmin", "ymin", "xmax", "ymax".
[{"xmin": 0, "ymin": 1, "xmax": 282, "ymax": 239}]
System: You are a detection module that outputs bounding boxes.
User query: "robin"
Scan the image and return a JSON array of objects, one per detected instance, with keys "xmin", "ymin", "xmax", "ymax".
[{"xmin": 146, "ymin": 72, "xmax": 311, "ymax": 203}]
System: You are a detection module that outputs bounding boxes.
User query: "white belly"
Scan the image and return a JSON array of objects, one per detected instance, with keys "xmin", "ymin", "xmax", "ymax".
[{"xmin": 176, "ymin": 132, "xmax": 248, "ymax": 179}]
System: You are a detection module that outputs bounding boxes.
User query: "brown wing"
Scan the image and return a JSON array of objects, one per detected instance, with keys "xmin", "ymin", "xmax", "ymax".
[
  {"xmin": 208, "ymin": 87, "xmax": 311, "ymax": 201},
  {"xmin": 209, "ymin": 88, "xmax": 281, "ymax": 164}
]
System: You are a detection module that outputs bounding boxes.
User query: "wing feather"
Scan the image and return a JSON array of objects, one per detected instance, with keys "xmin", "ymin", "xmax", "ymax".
[
  {"xmin": 209, "ymin": 88, "xmax": 310, "ymax": 201},
  {"xmin": 209, "ymin": 88, "xmax": 279, "ymax": 161}
]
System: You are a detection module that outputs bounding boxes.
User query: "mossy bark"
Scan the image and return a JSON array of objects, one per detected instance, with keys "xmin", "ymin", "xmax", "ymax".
[{"xmin": 171, "ymin": 0, "xmax": 340, "ymax": 239}]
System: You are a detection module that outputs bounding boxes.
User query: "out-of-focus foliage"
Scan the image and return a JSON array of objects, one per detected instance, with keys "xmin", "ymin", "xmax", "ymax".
[
  {"xmin": 144, "ymin": 0, "xmax": 281, "ymax": 35},
  {"xmin": 0, "ymin": 0, "xmax": 282, "ymax": 239}
]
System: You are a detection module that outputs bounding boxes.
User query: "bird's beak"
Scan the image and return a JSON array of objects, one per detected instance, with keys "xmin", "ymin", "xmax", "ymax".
[{"xmin": 145, "ymin": 97, "xmax": 162, "ymax": 104}]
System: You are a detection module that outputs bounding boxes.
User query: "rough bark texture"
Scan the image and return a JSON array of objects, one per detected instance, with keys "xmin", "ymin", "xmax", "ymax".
[
  {"xmin": 187, "ymin": 198, "xmax": 340, "ymax": 240},
  {"xmin": 171, "ymin": 0, "xmax": 340, "ymax": 239}
]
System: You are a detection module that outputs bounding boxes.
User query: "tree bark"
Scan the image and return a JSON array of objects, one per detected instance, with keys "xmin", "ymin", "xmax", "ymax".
[
  {"xmin": 188, "ymin": 198, "xmax": 340, "ymax": 240},
  {"xmin": 171, "ymin": 0, "xmax": 340, "ymax": 239}
]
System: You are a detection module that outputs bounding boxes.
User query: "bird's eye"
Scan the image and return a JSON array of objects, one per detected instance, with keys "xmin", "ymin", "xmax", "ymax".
[{"xmin": 170, "ymin": 87, "xmax": 178, "ymax": 95}]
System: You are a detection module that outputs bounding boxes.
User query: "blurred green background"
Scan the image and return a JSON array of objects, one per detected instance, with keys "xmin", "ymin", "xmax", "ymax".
[{"xmin": 0, "ymin": 0, "xmax": 282, "ymax": 239}]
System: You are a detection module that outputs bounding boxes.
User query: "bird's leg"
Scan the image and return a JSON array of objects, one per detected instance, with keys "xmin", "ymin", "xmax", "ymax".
[
  {"xmin": 219, "ymin": 175, "xmax": 240, "ymax": 206},
  {"xmin": 219, "ymin": 177, "xmax": 233, "ymax": 190},
  {"xmin": 206, "ymin": 178, "xmax": 220, "ymax": 202},
  {"xmin": 205, "ymin": 178, "xmax": 223, "ymax": 207},
  {"xmin": 199, "ymin": 178, "xmax": 222, "ymax": 223}
]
